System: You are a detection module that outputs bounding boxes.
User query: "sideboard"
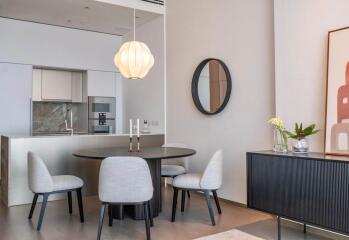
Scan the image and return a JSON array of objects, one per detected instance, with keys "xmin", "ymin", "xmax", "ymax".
[{"xmin": 247, "ymin": 151, "xmax": 349, "ymax": 239}]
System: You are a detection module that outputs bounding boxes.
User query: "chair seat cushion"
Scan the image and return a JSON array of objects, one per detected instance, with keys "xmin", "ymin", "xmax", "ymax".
[
  {"xmin": 52, "ymin": 175, "xmax": 84, "ymax": 192},
  {"xmin": 172, "ymin": 173, "xmax": 202, "ymax": 189},
  {"xmin": 161, "ymin": 164, "xmax": 186, "ymax": 177}
]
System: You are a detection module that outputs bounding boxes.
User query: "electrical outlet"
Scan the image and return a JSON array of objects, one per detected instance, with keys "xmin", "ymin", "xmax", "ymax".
[{"xmin": 151, "ymin": 120, "xmax": 159, "ymax": 126}]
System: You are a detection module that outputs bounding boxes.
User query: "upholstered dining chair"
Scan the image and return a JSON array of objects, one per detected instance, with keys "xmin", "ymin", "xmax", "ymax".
[
  {"xmin": 171, "ymin": 149, "xmax": 223, "ymax": 226},
  {"xmin": 27, "ymin": 152, "xmax": 84, "ymax": 231},
  {"xmin": 97, "ymin": 157, "xmax": 154, "ymax": 240},
  {"xmin": 162, "ymin": 143, "xmax": 190, "ymax": 199}
]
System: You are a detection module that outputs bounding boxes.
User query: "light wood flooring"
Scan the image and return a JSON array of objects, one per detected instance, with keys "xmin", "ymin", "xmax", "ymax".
[{"xmin": 0, "ymin": 187, "xmax": 346, "ymax": 240}]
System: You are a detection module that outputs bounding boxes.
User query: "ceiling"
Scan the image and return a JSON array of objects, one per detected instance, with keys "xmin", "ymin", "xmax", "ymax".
[{"xmin": 0, "ymin": 0, "xmax": 162, "ymax": 36}]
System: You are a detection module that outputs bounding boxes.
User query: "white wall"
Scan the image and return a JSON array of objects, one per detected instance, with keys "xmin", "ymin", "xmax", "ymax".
[
  {"xmin": 122, "ymin": 16, "xmax": 165, "ymax": 134},
  {"xmin": 166, "ymin": 0, "xmax": 275, "ymax": 203},
  {"xmin": 0, "ymin": 17, "xmax": 121, "ymax": 72},
  {"xmin": 274, "ymin": 0, "xmax": 349, "ymax": 152}
]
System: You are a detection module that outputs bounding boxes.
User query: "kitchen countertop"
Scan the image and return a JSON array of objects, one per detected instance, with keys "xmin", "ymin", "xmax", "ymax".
[{"xmin": 1, "ymin": 132, "xmax": 165, "ymax": 139}]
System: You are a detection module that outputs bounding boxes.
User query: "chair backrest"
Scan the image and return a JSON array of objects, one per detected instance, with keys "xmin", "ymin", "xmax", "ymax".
[
  {"xmin": 27, "ymin": 152, "xmax": 54, "ymax": 193},
  {"xmin": 162, "ymin": 143, "xmax": 189, "ymax": 169},
  {"xmin": 200, "ymin": 150, "xmax": 223, "ymax": 190},
  {"xmin": 99, "ymin": 157, "xmax": 153, "ymax": 203}
]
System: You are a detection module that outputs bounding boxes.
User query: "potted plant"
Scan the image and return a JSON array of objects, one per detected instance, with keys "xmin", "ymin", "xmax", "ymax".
[
  {"xmin": 268, "ymin": 116, "xmax": 288, "ymax": 153},
  {"xmin": 285, "ymin": 123, "xmax": 319, "ymax": 153}
]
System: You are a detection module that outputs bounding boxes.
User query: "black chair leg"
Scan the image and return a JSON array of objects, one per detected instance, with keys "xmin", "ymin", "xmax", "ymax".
[
  {"xmin": 171, "ymin": 187, "xmax": 179, "ymax": 222},
  {"xmin": 28, "ymin": 194, "xmax": 38, "ymax": 219},
  {"xmin": 97, "ymin": 203, "xmax": 106, "ymax": 240},
  {"xmin": 108, "ymin": 204, "xmax": 113, "ymax": 227},
  {"xmin": 148, "ymin": 201, "xmax": 154, "ymax": 227},
  {"xmin": 204, "ymin": 191, "xmax": 216, "ymax": 226},
  {"xmin": 37, "ymin": 193, "xmax": 49, "ymax": 231},
  {"xmin": 212, "ymin": 190, "xmax": 222, "ymax": 214},
  {"xmin": 67, "ymin": 191, "xmax": 72, "ymax": 214},
  {"xmin": 187, "ymin": 191, "xmax": 190, "ymax": 198},
  {"xmin": 144, "ymin": 202, "xmax": 151, "ymax": 240},
  {"xmin": 76, "ymin": 188, "xmax": 84, "ymax": 223},
  {"xmin": 181, "ymin": 190, "xmax": 186, "ymax": 212}
]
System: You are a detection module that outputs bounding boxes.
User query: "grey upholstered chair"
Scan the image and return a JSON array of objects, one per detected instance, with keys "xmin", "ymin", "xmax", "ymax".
[
  {"xmin": 161, "ymin": 143, "xmax": 189, "ymax": 177},
  {"xmin": 162, "ymin": 143, "xmax": 191, "ymax": 198},
  {"xmin": 27, "ymin": 152, "xmax": 84, "ymax": 231},
  {"xmin": 97, "ymin": 157, "xmax": 154, "ymax": 240},
  {"xmin": 171, "ymin": 149, "xmax": 223, "ymax": 226}
]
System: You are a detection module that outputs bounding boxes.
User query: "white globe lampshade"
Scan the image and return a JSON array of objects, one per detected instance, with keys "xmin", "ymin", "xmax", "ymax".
[{"xmin": 114, "ymin": 41, "xmax": 155, "ymax": 79}]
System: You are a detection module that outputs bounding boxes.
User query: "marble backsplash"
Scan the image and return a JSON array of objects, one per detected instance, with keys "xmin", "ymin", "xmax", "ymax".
[{"xmin": 32, "ymin": 102, "xmax": 88, "ymax": 134}]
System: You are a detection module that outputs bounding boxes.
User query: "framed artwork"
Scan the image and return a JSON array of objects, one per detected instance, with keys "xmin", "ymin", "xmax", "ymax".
[{"xmin": 325, "ymin": 26, "xmax": 349, "ymax": 155}]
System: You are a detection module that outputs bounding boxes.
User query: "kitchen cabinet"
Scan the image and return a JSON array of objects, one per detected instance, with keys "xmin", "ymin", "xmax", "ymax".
[
  {"xmin": 87, "ymin": 70, "xmax": 116, "ymax": 97},
  {"xmin": 0, "ymin": 63, "xmax": 32, "ymax": 180},
  {"xmin": 32, "ymin": 69, "xmax": 42, "ymax": 101},
  {"xmin": 42, "ymin": 69, "xmax": 72, "ymax": 101},
  {"xmin": 71, "ymin": 72, "xmax": 83, "ymax": 102},
  {"xmin": 32, "ymin": 69, "xmax": 84, "ymax": 102}
]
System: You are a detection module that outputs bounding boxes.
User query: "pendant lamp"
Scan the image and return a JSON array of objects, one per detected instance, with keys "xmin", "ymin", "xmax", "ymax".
[{"xmin": 114, "ymin": 9, "xmax": 154, "ymax": 79}]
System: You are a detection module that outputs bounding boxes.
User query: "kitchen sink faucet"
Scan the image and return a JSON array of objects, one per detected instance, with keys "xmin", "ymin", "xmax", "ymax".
[{"xmin": 65, "ymin": 109, "xmax": 74, "ymax": 136}]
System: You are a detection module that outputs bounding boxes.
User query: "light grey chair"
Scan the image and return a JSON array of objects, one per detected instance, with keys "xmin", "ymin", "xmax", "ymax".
[
  {"xmin": 162, "ymin": 143, "xmax": 191, "ymax": 199},
  {"xmin": 27, "ymin": 152, "xmax": 84, "ymax": 231},
  {"xmin": 171, "ymin": 149, "xmax": 223, "ymax": 226},
  {"xmin": 97, "ymin": 157, "xmax": 154, "ymax": 240},
  {"xmin": 162, "ymin": 143, "xmax": 189, "ymax": 177}
]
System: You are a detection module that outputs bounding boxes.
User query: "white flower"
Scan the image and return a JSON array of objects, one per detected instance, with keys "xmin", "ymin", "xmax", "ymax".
[{"xmin": 268, "ymin": 116, "xmax": 284, "ymax": 130}]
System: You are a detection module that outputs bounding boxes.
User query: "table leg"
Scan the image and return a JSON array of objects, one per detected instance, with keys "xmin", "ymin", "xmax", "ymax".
[
  {"xmin": 132, "ymin": 158, "xmax": 161, "ymax": 220},
  {"xmin": 112, "ymin": 205, "xmax": 124, "ymax": 220}
]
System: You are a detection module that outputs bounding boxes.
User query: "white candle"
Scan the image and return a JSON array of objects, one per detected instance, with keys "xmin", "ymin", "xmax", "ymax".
[
  {"xmin": 137, "ymin": 119, "xmax": 140, "ymax": 137},
  {"xmin": 129, "ymin": 119, "xmax": 133, "ymax": 138},
  {"xmin": 70, "ymin": 111, "xmax": 73, "ymax": 128}
]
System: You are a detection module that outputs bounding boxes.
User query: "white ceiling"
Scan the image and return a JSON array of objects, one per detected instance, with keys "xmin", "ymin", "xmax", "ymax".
[{"xmin": 0, "ymin": 0, "xmax": 162, "ymax": 36}]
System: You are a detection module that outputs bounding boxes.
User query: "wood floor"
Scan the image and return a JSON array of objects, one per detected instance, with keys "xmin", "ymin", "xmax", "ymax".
[{"xmin": 0, "ymin": 186, "xmax": 345, "ymax": 240}]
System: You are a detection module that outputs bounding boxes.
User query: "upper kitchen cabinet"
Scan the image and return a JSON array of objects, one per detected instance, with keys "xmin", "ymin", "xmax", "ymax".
[
  {"xmin": 32, "ymin": 69, "xmax": 42, "ymax": 101},
  {"xmin": 71, "ymin": 72, "xmax": 83, "ymax": 102},
  {"xmin": 87, "ymin": 70, "xmax": 116, "ymax": 97},
  {"xmin": 32, "ymin": 68, "xmax": 84, "ymax": 102},
  {"xmin": 42, "ymin": 69, "xmax": 72, "ymax": 101}
]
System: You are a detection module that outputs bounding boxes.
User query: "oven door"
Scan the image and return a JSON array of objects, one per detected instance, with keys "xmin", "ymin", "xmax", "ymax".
[
  {"xmin": 88, "ymin": 119, "xmax": 115, "ymax": 134},
  {"xmin": 88, "ymin": 97, "xmax": 116, "ymax": 119}
]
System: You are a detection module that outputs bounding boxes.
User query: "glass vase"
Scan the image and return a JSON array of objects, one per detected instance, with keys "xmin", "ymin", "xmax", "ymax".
[
  {"xmin": 292, "ymin": 137, "xmax": 309, "ymax": 153},
  {"xmin": 273, "ymin": 128, "xmax": 288, "ymax": 153}
]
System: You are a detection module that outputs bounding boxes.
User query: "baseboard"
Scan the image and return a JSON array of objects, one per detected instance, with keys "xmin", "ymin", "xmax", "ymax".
[{"xmin": 281, "ymin": 218, "xmax": 349, "ymax": 240}]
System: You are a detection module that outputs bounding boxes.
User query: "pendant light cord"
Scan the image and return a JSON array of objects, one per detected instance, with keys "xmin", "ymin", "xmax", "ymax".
[{"xmin": 133, "ymin": 8, "xmax": 136, "ymax": 41}]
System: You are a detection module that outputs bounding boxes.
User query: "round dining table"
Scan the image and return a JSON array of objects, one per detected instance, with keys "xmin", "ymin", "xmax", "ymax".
[{"xmin": 73, "ymin": 146, "xmax": 196, "ymax": 220}]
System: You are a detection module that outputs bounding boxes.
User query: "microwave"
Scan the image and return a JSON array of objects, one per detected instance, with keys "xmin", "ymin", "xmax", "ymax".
[{"xmin": 88, "ymin": 96, "xmax": 116, "ymax": 119}]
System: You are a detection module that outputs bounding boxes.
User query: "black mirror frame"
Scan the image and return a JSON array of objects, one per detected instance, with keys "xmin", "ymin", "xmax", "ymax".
[{"xmin": 191, "ymin": 58, "xmax": 232, "ymax": 115}]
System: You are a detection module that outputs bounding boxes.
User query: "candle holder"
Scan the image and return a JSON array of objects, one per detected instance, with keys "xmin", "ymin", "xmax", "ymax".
[
  {"xmin": 136, "ymin": 136, "xmax": 141, "ymax": 152},
  {"xmin": 129, "ymin": 137, "xmax": 133, "ymax": 152}
]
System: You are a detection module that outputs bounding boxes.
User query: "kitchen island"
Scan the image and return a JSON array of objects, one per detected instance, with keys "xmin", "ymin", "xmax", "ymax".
[{"xmin": 1, "ymin": 133, "xmax": 164, "ymax": 207}]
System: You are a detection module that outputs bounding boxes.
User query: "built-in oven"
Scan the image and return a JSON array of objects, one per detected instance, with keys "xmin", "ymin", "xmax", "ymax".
[{"xmin": 88, "ymin": 97, "xmax": 116, "ymax": 134}]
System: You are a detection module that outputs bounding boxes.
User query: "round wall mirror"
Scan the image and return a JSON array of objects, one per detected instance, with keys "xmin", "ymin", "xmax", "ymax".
[{"xmin": 192, "ymin": 58, "xmax": 232, "ymax": 115}]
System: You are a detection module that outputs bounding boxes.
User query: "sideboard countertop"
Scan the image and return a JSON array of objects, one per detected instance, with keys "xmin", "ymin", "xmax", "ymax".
[{"xmin": 248, "ymin": 150, "xmax": 349, "ymax": 163}]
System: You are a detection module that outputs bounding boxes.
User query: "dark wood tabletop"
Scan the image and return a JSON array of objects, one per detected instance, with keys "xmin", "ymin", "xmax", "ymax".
[{"xmin": 73, "ymin": 146, "xmax": 196, "ymax": 160}]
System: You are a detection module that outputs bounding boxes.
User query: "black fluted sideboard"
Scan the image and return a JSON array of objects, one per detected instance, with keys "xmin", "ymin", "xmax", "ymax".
[{"xmin": 247, "ymin": 151, "xmax": 349, "ymax": 239}]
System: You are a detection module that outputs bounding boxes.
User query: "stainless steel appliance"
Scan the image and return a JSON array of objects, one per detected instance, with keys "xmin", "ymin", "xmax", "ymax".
[{"xmin": 88, "ymin": 97, "xmax": 116, "ymax": 134}]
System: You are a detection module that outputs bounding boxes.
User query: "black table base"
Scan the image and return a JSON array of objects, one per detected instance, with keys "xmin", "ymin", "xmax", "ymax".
[{"xmin": 111, "ymin": 158, "xmax": 162, "ymax": 220}]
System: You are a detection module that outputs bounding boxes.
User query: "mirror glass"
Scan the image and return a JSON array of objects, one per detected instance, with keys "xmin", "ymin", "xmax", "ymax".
[{"xmin": 193, "ymin": 59, "xmax": 231, "ymax": 114}]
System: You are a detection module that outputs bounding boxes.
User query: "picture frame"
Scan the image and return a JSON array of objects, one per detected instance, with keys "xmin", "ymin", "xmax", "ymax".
[{"xmin": 325, "ymin": 26, "xmax": 349, "ymax": 155}]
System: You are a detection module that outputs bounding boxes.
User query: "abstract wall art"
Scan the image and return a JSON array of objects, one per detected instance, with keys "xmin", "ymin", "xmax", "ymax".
[{"xmin": 325, "ymin": 27, "xmax": 349, "ymax": 155}]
